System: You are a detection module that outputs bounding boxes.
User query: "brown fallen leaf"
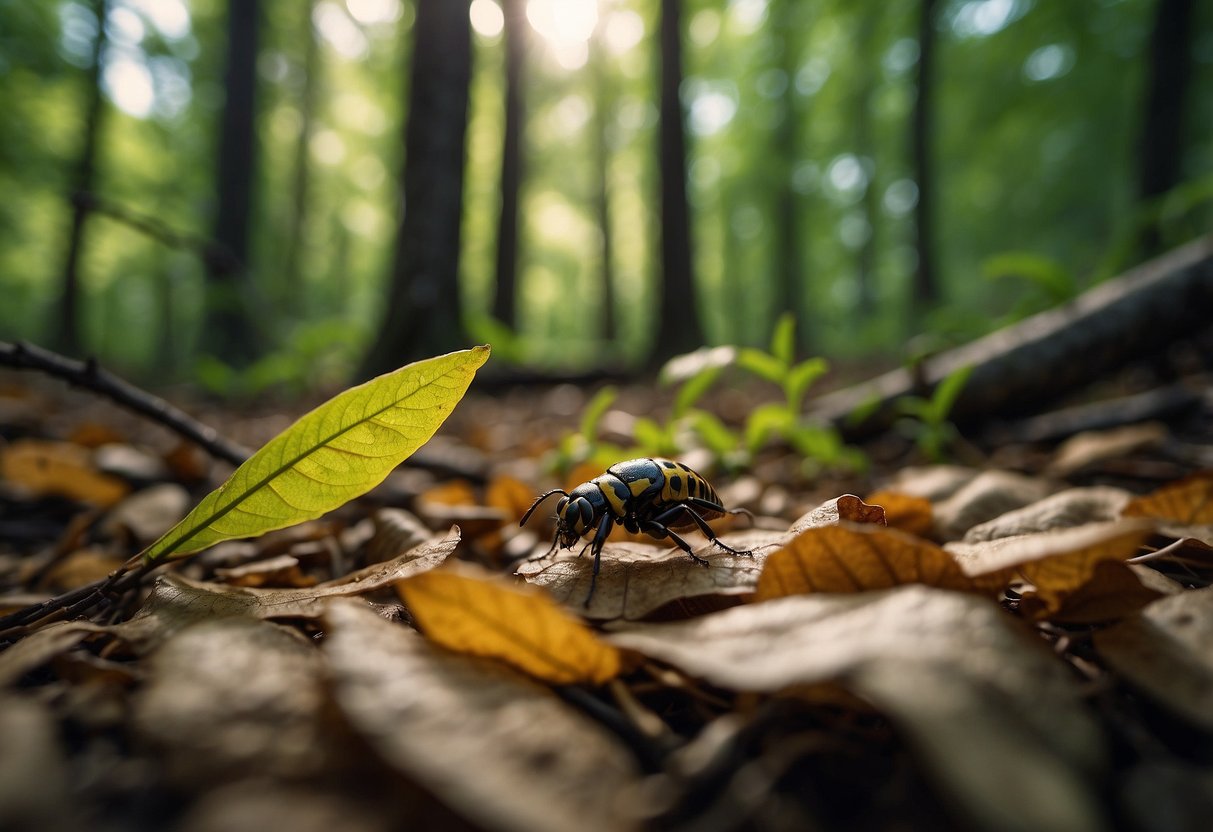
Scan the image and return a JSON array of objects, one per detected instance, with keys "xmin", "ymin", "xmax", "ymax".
[
  {"xmin": 1123, "ymin": 470, "xmax": 1213, "ymax": 543},
  {"xmin": 117, "ymin": 531, "xmax": 459, "ymax": 652},
  {"xmin": 100, "ymin": 483, "xmax": 191, "ymax": 544},
  {"xmin": 1094, "ymin": 586, "xmax": 1213, "ymax": 732},
  {"xmin": 864, "ymin": 490, "xmax": 934, "ymax": 538},
  {"xmin": 214, "ymin": 555, "xmax": 317, "ymax": 588},
  {"xmin": 365, "ymin": 508, "xmax": 432, "ymax": 564},
  {"xmin": 608, "ymin": 587, "xmax": 1107, "ymax": 832},
  {"xmin": 397, "ymin": 562, "xmax": 622, "ymax": 685},
  {"xmin": 0, "ymin": 438, "xmax": 129, "ymax": 507},
  {"xmin": 931, "ymin": 469, "xmax": 1057, "ymax": 541},
  {"xmin": 753, "ymin": 523, "xmax": 1004, "ymax": 602},
  {"xmin": 878, "ymin": 465, "xmax": 980, "ymax": 502},
  {"xmin": 517, "ymin": 529, "xmax": 786, "ymax": 621},
  {"xmin": 486, "ymin": 473, "xmax": 538, "ymax": 523},
  {"xmin": 417, "ymin": 478, "xmax": 478, "ymax": 507},
  {"xmin": 786, "ymin": 494, "xmax": 886, "ymax": 536},
  {"xmin": 1019, "ymin": 559, "xmax": 1164, "ymax": 623},
  {"xmin": 323, "ymin": 599, "xmax": 641, "ymax": 832},
  {"xmin": 1046, "ymin": 423, "xmax": 1167, "ymax": 477},
  {"xmin": 133, "ymin": 617, "xmax": 325, "ymax": 784},
  {"xmin": 38, "ymin": 546, "xmax": 127, "ymax": 592},
  {"xmin": 962, "ymin": 486, "xmax": 1133, "ymax": 543},
  {"xmin": 0, "ymin": 621, "xmax": 111, "ymax": 687}
]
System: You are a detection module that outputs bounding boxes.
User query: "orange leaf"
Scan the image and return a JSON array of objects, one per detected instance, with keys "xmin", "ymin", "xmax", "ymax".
[
  {"xmin": 486, "ymin": 474, "xmax": 538, "ymax": 521},
  {"xmin": 865, "ymin": 490, "xmax": 934, "ymax": 538},
  {"xmin": 398, "ymin": 563, "xmax": 622, "ymax": 685},
  {"xmin": 1016, "ymin": 523, "xmax": 1153, "ymax": 617},
  {"xmin": 1123, "ymin": 470, "xmax": 1213, "ymax": 525},
  {"xmin": 0, "ymin": 439, "xmax": 129, "ymax": 507},
  {"xmin": 418, "ymin": 479, "xmax": 478, "ymax": 507},
  {"xmin": 1018, "ymin": 559, "xmax": 1163, "ymax": 623},
  {"xmin": 753, "ymin": 523, "xmax": 1002, "ymax": 602}
]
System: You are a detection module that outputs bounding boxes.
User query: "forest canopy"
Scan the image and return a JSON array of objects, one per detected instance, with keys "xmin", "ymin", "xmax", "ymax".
[{"xmin": 0, "ymin": 0, "xmax": 1209, "ymax": 390}]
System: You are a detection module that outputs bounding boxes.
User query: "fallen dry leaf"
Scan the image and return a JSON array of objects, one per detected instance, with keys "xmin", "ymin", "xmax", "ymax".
[
  {"xmin": 133, "ymin": 617, "xmax": 325, "ymax": 784},
  {"xmin": 963, "ymin": 486, "xmax": 1133, "ymax": 543},
  {"xmin": 365, "ymin": 508, "xmax": 432, "ymax": 564},
  {"xmin": 931, "ymin": 469, "xmax": 1057, "ymax": 541},
  {"xmin": 0, "ymin": 438, "xmax": 129, "ymax": 507},
  {"xmin": 609, "ymin": 587, "xmax": 1107, "ymax": 832},
  {"xmin": 0, "ymin": 621, "xmax": 111, "ymax": 687},
  {"xmin": 323, "ymin": 599, "xmax": 640, "ymax": 832},
  {"xmin": 517, "ymin": 529, "xmax": 786, "ymax": 620},
  {"xmin": 878, "ymin": 465, "xmax": 980, "ymax": 502},
  {"xmin": 485, "ymin": 473, "xmax": 537, "ymax": 522},
  {"xmin": 38, "ymin": 546, "xmax": 126, "ymax": 591},
  {"xmin": 1123, "ymin": 470, "xmax": 1213, "ymax": 544},
  {"xmin": 786, "ymin": 494, "xmax": 886, "ymax": 536},
  {"xmin": 1094, "ymin": 586, "xmax": 1213, "ymax": 732},
  {"xmin": 1046, "ymin": 423, "xmax": 1167, "ymax": 477},
  {"xmin": 214, "ymin": 554, "xmax": 317, "ymax": 588},
  {"xmin": 754, "ymin": 523, "xmax": 1004, "ymax": 602},
  {"xmin": 398, "ymin": 562, "xmax": 622, "ymax": 685},
  {"xmin": 864, "ymin": 490, "xmax": 934, "ymax": 537},
  {"xmin": 100, "ymin": 483, "xmax": 191, "ymax": 543},
  {"xmin": 1019, "ymin": 559, "xmax": 1165, "ymax": 623}
]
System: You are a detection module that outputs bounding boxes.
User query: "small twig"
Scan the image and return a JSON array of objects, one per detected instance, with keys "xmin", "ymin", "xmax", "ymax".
[
  {"xmin": 0, "ymin": 557, "xmax": 161, "ymax": 639},
  {"xmin": 0, "ymin": 340, "xmax": 251, "ymax": 466}
]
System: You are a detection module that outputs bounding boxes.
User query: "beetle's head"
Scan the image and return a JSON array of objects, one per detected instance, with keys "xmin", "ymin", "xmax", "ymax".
[{"xmin": 554, "ymin": 494, "xmax": 595, "ymax": 548}]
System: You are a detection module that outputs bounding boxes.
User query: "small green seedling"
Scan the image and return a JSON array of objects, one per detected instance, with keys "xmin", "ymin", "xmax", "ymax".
[{"xmin": 894, "ymin": 365, "xmax": 973, "ymax": 463}]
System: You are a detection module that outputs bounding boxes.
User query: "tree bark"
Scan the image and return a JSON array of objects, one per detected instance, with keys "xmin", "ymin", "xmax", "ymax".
[
  {"xmin": 810, "ymin": 236, "xmax": 1213, "ymax": 436},
  {"xmin": 1136, "ymin": 0, "xmax": 1195, "ymax": 255},
  {"xmin": 652, "ymin": 0, "xmax": 704, "ymax": 365},
  {"xmin": 205, "ymin": 0, "xmax": 261, "ymax": 366},
  {"xmin": 591, "ymin": 36, "xmax": 618, "ymax": 343},
  {"xmin": 281, "ymin": 3, "xmax": 321, "ymax": 311},
  {"xmin": 359, "ymin": 0, "xmax": 472, "ymax": 378},
  {"xmin": 491, "ymin": 0, "xmax": 526, "ymax": 329},
  {"xmin": 911, "ymin": 0, "xmax": 939, "ymax": 310},
  {"xmin": 56, "ymin": 0, "xmax": 109, "ymax": 356}
]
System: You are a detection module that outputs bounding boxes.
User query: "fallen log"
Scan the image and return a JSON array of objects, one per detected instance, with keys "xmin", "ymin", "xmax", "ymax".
[{"xmin": 810, "ymin": 235, "xmax": 1213, "ymax": 438}]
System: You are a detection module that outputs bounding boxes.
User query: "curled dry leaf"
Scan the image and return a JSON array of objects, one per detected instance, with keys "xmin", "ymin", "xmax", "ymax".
[
  {"xmin": 753, "ymin": 523, "xmax": 1005, "ymax": 603},
  {"xmin": 1094, "ymin": 586, "xmax": 1213, "ymax": 732},
  {"xmin": 1046, "ymin": 423, "xmax": 1167, "ymax": 477},
  {"xmin": 323, "ymin": 599, "xmax": 640, "ymax": 832},
  {"xmin": 517, "ymin": 529, "xmax": 786, "ymax": 621},
  {"xmin": 864, "ymin": 490, "xmax": 934, "ymax": 538},
  {"xmin": 947, "ymin": 519, "xmax": 1152, "ymax": 618},
  {"xmin": 365, "ymin": 508, "xmax": 432, "ymax": 564},
  {"xmin": 931, "ymin": 470, "xmax": 1057, "ymax": 541},
  {"xmin": 133, "ymin": 617, "xmax": 325, "ymax": 784},
  {"xmin": 1019, "ymin": 559, "xmax": 1165, "ymax": 624},
  {"xmin": 963, "ymin": 486, "xmax": 1133, "ymax": 543},
  {"xmin": 397, "ymin": 562, "xmax": 622, "ymax": 685},
  {"xmin": 118, "ymin": 531, "xmax": 459, "ymax": 652},
  {"xmin": 1123, "ymin": 470, "xmax": 1213, "ymax": 544},
  {"xmin": 608, "ymin": 587, "xmax": 1107, "ymax": 832},
  {"xmin": 786, "ymin": 494, "xmax": 886, "ymax": 536},
  {"xmin": 0, "ymin": 438, "xmax": 129, "ymax": 507}
]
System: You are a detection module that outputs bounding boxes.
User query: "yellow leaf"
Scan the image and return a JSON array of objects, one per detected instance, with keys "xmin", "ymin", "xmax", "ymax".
[
  {"xmin": 1123, "ymin": 470, "xmax": 1213, "ymax": 524},
  {"xmin": 865, "ymin": 490, "xmax": 934, "ymax": 538},
  {"xmin": 143, "ymin": 346, "xmax": 489, "ymax": 562},
  {"xmin": 753, "ymin": 523, "xmax": 1002, "ymax": 602},
  {"xmin": 1018, "ymin": 559, "xmax": 1163, "ymax": 623},
  {"xmin": 398, "ymin": 563, "xmax": 622, "ymax": 685},
  {"xmin": 1016, "ymin": 523, "xmax": 1153, "ymax": 617},
  {"xmin": 0, "ymin": 439, "xmax": 129, "ymax": 507}
]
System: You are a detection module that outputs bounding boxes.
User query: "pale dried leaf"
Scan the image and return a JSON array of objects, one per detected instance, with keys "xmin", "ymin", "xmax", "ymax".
[
  {"xmin": 365, "ymin": 508, "xmax": 433, "ymax": 564},
  {"xmin": 879, "ymin": 465, "xmax": 980, "ymax": 502},
  {"xmin": 609, "ymin": 587, "xmax": 1107, "ymax": 832},
  {"xmin": 101, "ymin": 483, "xmax": 191, "ymax": 543},
  {"xmin": 214, "ymin": 555, "xmax": 316, "ymax": 588},
  {"xmin": 323, "ymin": 599, "xmax": 640, "ymax": 832},
  {"xmin": 1094, "ymin": 587, "xmax": 1213, "ymax": 731},
  {"xmin": 932, "ymin": 470, "xmax": 1057, "ymax": 541},
  {"xmin": 963, "ymin": 487, "xmax": 1133, "ymax": 543},
  {"xmin": 517, "ymin": 529, "xmax": 786, "ymax": 620},
  {"xmin": 133, "ymin": 617, "xmax": 325, "ymax": 783},
  {"xmin": 787, "ymin": 494, "xmax": 885, "ymax": 536},
  {"xmin": 946, "ymin": 519, "xmax": 1151, "ymax": 577},
  {"xmin": 864, "ymin": 490, "xmax": 934, "ymax": 538},
  {"xmin": 1046, "ymin": 423, "xmax": 1167, "ymax": 477}
]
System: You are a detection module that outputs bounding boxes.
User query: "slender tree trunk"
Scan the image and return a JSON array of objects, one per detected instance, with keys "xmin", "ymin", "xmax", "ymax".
[
  {"xmin": 771, "ymin": 0, "xmax": 801, "ymax": 334},
  {"xmin": 491, "ymin": 0, "xmax": 526, "ymax": 328},
  {"xmin": 205, "ymin": 0, "xmax": 261, "ymax": 366},
  {"xmin": 911, "ymin": 0, "xmax": 939, "ymax": 310},
  {"xmin": 652, "ymin": 0, "xmax": 704, "ymax": 365},
  {"xmin": 56, "ymin": 0, "xmax": 109, "ymax": 355},
  {"xmin": 359, "ymin": 0, "xmax": 472, "ymax": 378},
  {"xmin": 1136, "ymin": 0, "xmax": 1194, "ymax": 256},
  {"xmin": 281, "ymin": 3, "xmax": 321, "ymax": 309},
  {"xmin": 591, "ymin": 36, "xmax": 618, "ymax": 343}
]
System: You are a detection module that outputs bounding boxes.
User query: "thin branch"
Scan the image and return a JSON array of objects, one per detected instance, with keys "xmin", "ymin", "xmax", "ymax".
[{"xmin": 0, "ymin": 340, "xmax": 251, "ymax": 466}]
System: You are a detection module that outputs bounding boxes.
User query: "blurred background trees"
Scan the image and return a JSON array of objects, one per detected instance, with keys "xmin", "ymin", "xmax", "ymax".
[{"xmin": 1, "ymin": 0, "xmax": 1210, "ymax": 391}]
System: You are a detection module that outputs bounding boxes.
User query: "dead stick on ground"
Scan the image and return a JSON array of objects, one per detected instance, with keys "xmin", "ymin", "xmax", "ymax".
[{"xmin": 0, "ymin": 340, "xmax": 251, "ymax": 466}]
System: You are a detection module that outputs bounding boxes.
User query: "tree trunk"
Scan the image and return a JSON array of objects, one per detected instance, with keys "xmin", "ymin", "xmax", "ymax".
[
  {"xmin": 491, "ymin": 0, "xmax": 526, "ymax": 329},
  {"xmin": 56, "ymin": 0, "xmax": 109, "ymax": 356},
  {"xmin": 205, "ymin": 0, "xmax": 261, "ymax": 366},
  {"xmin": 652, "ymin": 0, "xmax": 704, "ymax": 365},
  {"xmin": 359, "ymin": 0, "xmax": 472, "ymax": 378},
  {"xmin": 855, "ymin": 13, "xmax": 880, "ymax": 316},
  {"xmin": 771, "ymin": 0, "xmax": 801, "ymax": 334},
  {"xmin": 591, "ymin": 36, "xmax": 618, "ymax": 344},
  {"xmin": 281, "ymin": 3, "xmax": 321, "ymax": 311},
  {"xmin": 911, "ymin": 0, "xmax": 939, "ymax": 311},
  {"xmin": 1136, "ymin": 0, "xmax": 1195, "ymax": 256}
]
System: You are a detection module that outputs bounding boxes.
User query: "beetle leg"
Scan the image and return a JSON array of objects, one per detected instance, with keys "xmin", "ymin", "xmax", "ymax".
[
  {"xmin": 640, "ymin": 520, "xmax": 710, "ymax": 567},
  {"xmin": 651, "ymin": 504, "xmax": 755, "ymax": 559},
  {"xmin": 583, "ymin": 512, "xmax": 614, "ymax": 607}
]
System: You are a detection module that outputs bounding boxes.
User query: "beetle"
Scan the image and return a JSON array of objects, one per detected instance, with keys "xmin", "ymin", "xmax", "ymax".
[{"xmin": 520, "ymin": 458, "xmax": 753, "ymax": 605}]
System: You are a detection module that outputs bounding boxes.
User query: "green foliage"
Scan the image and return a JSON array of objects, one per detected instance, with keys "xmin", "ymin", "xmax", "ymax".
[
  {"xmin": 983, "ymin": 251, "xmax": 1078, "ymax": 321},
  {"xmin": 895, "ymin": 365, "xmax": 974, "ymax": 463},
  {"xmin": 143, "ymin": 346, "xmax": 490, "ymax": 561}
]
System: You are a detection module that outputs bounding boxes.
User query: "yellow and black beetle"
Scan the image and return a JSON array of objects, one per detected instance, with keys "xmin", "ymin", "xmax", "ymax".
[{"xmin": 520, "ymin": 458, "xmax": 752, "ymax": 604}]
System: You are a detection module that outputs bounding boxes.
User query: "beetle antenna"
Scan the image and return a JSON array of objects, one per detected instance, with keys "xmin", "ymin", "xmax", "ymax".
[{"xmin": 520, "ymin": 489, "xmax": 569, "ymax": 527}]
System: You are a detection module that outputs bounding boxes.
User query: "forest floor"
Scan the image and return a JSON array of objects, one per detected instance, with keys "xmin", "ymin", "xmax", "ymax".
[{"xmin": 1, "ymin": 357, "xmax": 1212, "ymax": 832}]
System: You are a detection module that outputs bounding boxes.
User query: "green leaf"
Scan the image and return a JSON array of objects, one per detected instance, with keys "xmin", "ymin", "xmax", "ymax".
[
  {"xmin": 690, "ymin": 410, "xmax": 739, "ymax": 457},
  {"xmin": 579, "ymin": 386, "xmax": 618, "ymax": 443},
  {"xmin": 631, "ymin": 417, "xmax": 668, "ymax": 453},
  {"xmin": 736, "ymin": 348, "xmax": 786, "ymax": 385},
  {"xmin": 143, "ymin": 346, "xmax": 491, "ymax": 562},
  {"xmin": 786, "ymin": 357, "xmax": 829, "ymax": 411},
  {"xmin": 982, "ymin": 252, "xmax": 1076, "ymax": 304},
  {"xmin": 673, "ymin": 366, "xmax": 721, "ymax": 418},
  {"xmin": 744, "ymin": 403, "xmax": 794, "ymax": 455},
  {"xmin": 770, "ymin": 313, "xmax": 796, "ymax": 367},
  {"xmin": 929, "ymin": 365, "xmax": 973, "ymax": 423}
]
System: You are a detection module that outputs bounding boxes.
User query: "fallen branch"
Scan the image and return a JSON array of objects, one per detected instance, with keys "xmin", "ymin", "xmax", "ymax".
[
  {"xmin": 0, "ymin": 340, "xmax": 251, "ymax": 466},
  {"xmin": 811, "ymin": 235, "xmax": 1213, "ymax": 438}
]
